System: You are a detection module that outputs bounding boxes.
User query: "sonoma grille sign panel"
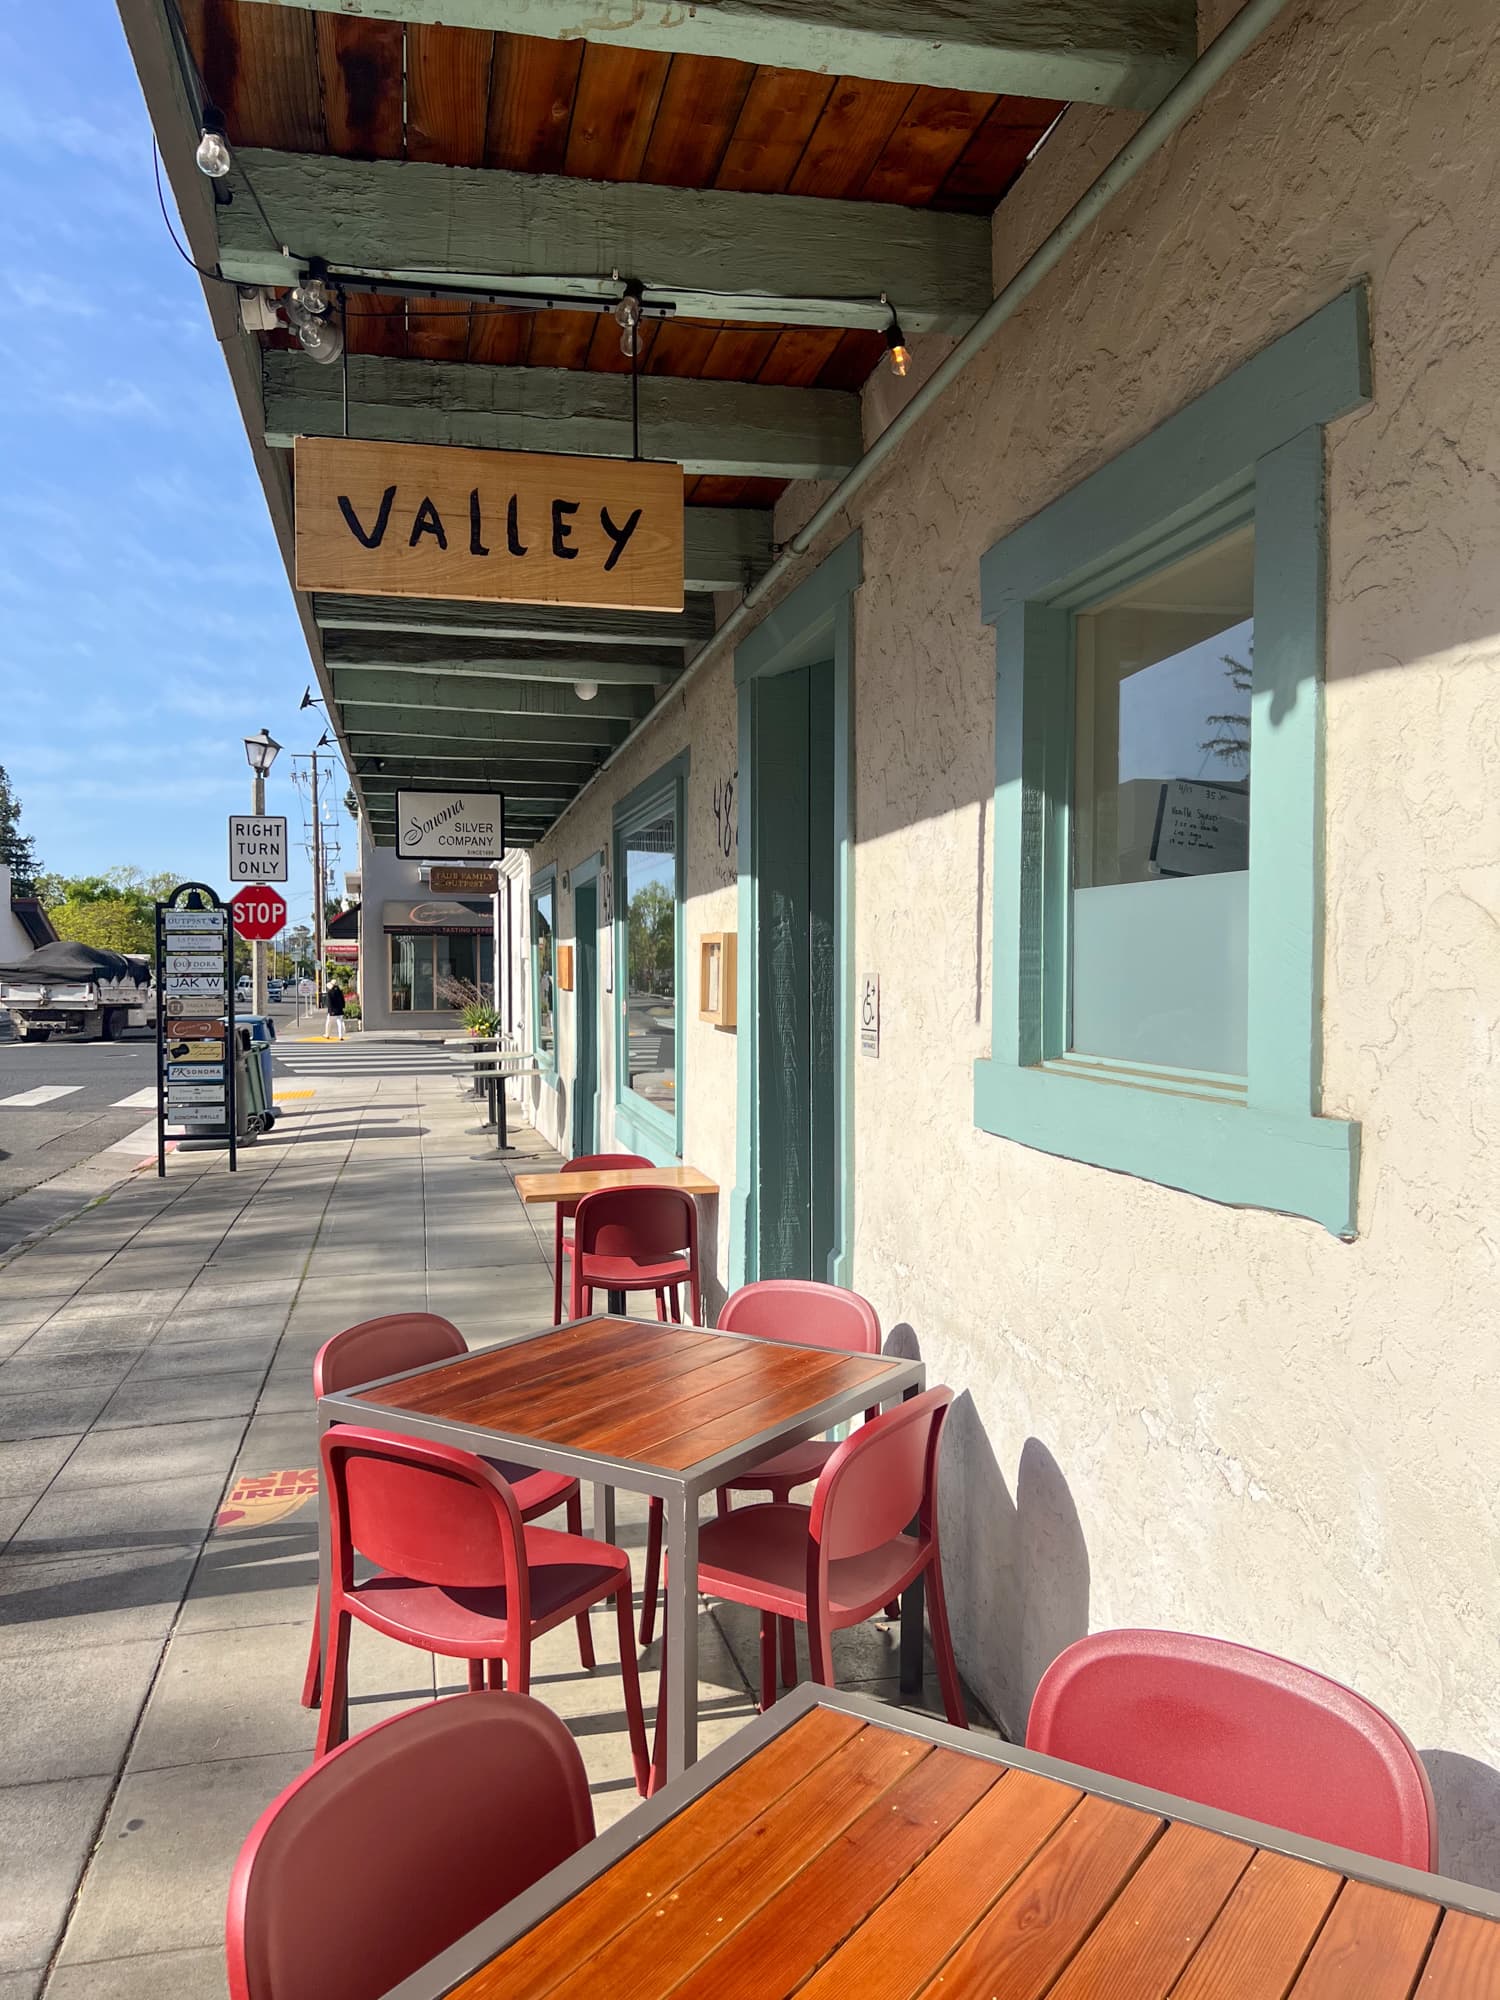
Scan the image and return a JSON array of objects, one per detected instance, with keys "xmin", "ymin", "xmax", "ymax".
[
  {"xmin": 292, "ymin": 436, "xmax": 684, "ymax": 612},
  {"xmin": 396, "ymin": 790, "xmax": 506, "ymax": 864}
]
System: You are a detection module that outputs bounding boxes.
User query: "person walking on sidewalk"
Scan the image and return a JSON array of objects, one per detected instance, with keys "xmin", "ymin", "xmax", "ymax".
[{"xmin": 323, "ymin": 982, "xmax": 346, "ymax": 1041}]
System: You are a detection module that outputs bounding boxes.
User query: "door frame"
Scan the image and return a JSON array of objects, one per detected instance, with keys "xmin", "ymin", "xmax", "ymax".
[
  {"xmin": 569, "ymin": 853, "xmax": 602, "ymax": 1157},
  {"xmin": 730, "ymin": 533, "xmax": 860, "ymax": 1291}
]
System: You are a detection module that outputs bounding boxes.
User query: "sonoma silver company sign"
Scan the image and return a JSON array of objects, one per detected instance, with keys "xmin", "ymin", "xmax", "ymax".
[{"xmin": 395, "ymin": 789, "xmax": 506, "ymax": 863}]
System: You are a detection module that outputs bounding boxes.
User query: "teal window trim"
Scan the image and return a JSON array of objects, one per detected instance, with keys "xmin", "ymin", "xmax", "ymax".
[
  {"xmin": 612, "ymin": 749, "xmax": 689, "ymax": 1163},
  {"xmin": 975, "ymin": 287, "xmax": 1371, "ymax": 1237},
  {"xmin": 730, "ymin": 533, "xmax": 861, "ymax": 1290},
  {"xmin": 529, "ymin": 862, "xmax": 558, "ymax": 1086}
]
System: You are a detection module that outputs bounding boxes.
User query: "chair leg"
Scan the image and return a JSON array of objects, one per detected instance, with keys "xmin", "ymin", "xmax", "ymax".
[
  {"xmin": 566, "ymin": 1489, "xmax": 583, "ymax": 1535},
  {"xmin": 758, "ymin": 1613, "xmax": 776, "ymax": 1712},
  {"xmin": 552, "ymin": 1237, "xmax": 564, "ymax": 1324},
  {"xmin": 806, "ymin": 1603, "xmax": 836, "ymax": 1692},
  {"xmin": 467, "ymin": 1659, "xmax": 485, "ymax": 1692},
  {"xmin": 779, "ymin": 1616, "xmax": 798, "ymax": 1691},
  {"xmin": 655, "ymin": 1288, "xmax": 669, "ymax": 1323},
  {"xmin": 715, "ymin": 1486, "xmax": 731, "ymax": 1519},
  {"xmin": 884, "ymin": 1593, "xmax": 902, "ymax": 1620},
  {"xmin": 299, "ymin": 1613, "xmax": 322, "ymax": 1710},
  {"xmin": 925, "ymin": 1549, "xmax": 968, "ymax": 1728},
  {"xmin": 648, "ymin": 1597, "xmax": 669, "ymax": 1797},
  {"xmin": 614, "ymin": 1581, "xmax": 651, "ymax": 1798},
  {"xmin": 639, "ymin": 1495, "xmax": 664, "ymax": 1646},
  {"xmin": 562, "ymin": 1487, "xmax": 597, "ymax": 1669},
  {"xmin": 313, "ymin": 1610, "xmax": 352, "ymax": 1759},
  {"xmin": 486, "ymin": 1658, "xmax": 504, "ymax": 1690},
  {"xmin": 668, "ymin": 1285, "xmax": 682, "ymax": 1323}
]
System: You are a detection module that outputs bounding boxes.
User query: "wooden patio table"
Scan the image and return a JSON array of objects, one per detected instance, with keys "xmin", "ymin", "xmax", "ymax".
[
  {"xmin": 385, "ymin": 1683, "xmax": 1500, "ymax": 2000},
  {"xmin": 318, "ymin": 1318, "xmax": 923, "ymax": 1778}
]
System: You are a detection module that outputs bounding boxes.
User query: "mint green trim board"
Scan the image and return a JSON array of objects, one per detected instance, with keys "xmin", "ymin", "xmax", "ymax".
[
  {"xmin": 612, "ymin": 750, "xmax": 689, "ymax": 1163},
  {"xmin": 975, "ymin": 288, "xmax": 1370, "ymax": 1236},
  {"xmin": 731, "ymin": 534, "xmax": 860, "ymax": 1290}
]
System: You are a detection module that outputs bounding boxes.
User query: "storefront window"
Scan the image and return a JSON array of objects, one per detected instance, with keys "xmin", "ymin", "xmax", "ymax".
[
  {"xmin": 1071, "ymin": 526, "xmax": 1254, "ymax": 1075},
  {"xmin": 532, "ymin": 880, "xmax": 555, "ymax": 1062},
  {"xmin": 621, "ymin": 809, "xmax": 677, "ymax": 1111},
  {"xmin": 390, "ymin": 931, "xmax": 492, "ymax": 1012},
  {"xmin": 390, "ymin": 934, "xmax": 416, "ymax": 1012}
]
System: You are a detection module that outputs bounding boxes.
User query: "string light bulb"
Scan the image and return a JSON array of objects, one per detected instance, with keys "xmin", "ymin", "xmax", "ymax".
[
  {"xmin": 884, "ymin": 312, "xmax": 910, "ymax": 379},
  {"xmin": 195, "ymin": 108, "xmax": 232, "ymax": 178},
  {"xmin": 573, "ymin": 679, "xmax": 599, "ymax": 702},
  {"xmin": 291, "ymin": 272, "xmax": 330, "ymax": 316},
  {"xmin": 613, "ymin": 278, "xmax": 644, "ymax": 359},
  {"xmin": 297, "ymin": 313, "xmax": 344, "ymax": 365}
]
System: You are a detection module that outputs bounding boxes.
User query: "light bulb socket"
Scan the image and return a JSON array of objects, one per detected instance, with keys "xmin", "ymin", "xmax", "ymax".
[
  {"xmin": 884, "ymin": 313, "xmax": 910, "ymax": 378},
  {"xmin": 613, "ymin": 279, "xmax": 645, "ymax": 331}
]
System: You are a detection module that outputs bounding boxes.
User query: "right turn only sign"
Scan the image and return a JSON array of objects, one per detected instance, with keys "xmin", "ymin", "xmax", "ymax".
[{"xmin": 229, "ymin": 816, "xmax": 288, "ymax": 883}]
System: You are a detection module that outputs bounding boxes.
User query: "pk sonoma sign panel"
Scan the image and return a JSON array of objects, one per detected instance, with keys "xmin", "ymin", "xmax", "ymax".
[{"xmin": 293, "ymin": 436, "xmax": 684, "ymax": 613}]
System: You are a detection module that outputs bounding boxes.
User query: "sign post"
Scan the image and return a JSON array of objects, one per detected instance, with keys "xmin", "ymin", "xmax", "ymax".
[{"xmin": 155, "ymin": 883, "xmax": 235, "ymax": 1176}]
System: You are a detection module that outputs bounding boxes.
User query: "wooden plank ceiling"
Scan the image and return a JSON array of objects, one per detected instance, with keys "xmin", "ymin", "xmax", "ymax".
[{"xmin": 175, "ymin": 0, "xmax": 1065, "ymax": 842}]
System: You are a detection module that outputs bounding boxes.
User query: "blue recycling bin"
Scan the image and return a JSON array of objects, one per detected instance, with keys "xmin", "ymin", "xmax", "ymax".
[{"xmin": 236, "ymin": 1014, "xmax": 279, "ymax": 1128}]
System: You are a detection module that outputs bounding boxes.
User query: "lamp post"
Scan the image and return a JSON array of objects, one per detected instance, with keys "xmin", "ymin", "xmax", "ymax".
[{"xmin": 243, "ymin": 728, "xmax": 281, "ymax": 1015}]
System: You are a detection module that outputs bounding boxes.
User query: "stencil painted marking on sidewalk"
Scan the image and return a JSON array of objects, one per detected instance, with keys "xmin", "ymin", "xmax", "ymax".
[{"xmin": 216, "ymin": 1467, "xmax": 318, "ymax": 1531}]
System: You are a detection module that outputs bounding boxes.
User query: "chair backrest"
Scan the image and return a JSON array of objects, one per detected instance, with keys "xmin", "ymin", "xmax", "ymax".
[
  {"xmin": 313, "ymin": 1312, "xmax": 467, "ymax": 1399},
  {"xmin": 573, "ymin": 1185, "xmax": 696, "ymax": 1263},
  {"xmin": 227, "ymin": 1690, "xmax": 594, "ymax": 2000},
  {"xmin": 1026, "ymin": 1629, "xmax": 1437, "ymax": 1870},
  {"xmin": 718, "ymin": 1279, "xmax": 881, "ymax": 1357},
  {"xmin": 321, "ymin": 1425, "xmax": 526, "ymax": 1611},
  {"xmin": 558, "ymin": 1152, "xmax": 653, "ymax": 1221},
  {"xmin": 809, "ymin": 1385, "xmax": 953, "ymax": 1564}
]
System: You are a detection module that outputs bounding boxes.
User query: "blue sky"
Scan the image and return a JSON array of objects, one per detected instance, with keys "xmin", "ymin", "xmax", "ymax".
[{"xmin": 0, "ymin": 4, "xmax": 347, "ymax": 930}]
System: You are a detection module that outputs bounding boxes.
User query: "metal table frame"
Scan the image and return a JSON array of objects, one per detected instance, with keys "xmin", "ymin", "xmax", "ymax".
[
  {"xmin": 316, "ymin": 1318, "xmax": 926, "ymax": 1780},
  {"xmin": 384, "ymin": 1680, "xmax": 1500, "ymax": 2000}
]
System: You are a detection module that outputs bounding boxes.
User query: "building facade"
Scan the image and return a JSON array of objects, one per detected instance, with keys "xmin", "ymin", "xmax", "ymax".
[{"xmin": 512, "ymin": 0, "xmax": 1500, "ymax": 1884}]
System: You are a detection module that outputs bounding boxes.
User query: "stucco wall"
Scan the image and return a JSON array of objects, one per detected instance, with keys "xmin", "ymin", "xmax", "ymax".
[{"xmin": 526, "ymin": 0, "xmax": 1500, "ymax": 1884}]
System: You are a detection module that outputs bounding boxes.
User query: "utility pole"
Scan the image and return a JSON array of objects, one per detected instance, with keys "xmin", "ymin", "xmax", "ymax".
[{"xmin": 311, "ymin": 749, "xmax": 325, "ymax": 1010}]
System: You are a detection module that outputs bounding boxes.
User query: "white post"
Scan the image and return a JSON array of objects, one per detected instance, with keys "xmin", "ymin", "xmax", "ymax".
[{"xmin": 251, "ymin": 769, "xmax": 268, "ymax": 1016}]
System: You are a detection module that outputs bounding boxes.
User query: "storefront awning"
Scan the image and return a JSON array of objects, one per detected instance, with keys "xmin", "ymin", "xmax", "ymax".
[{"xmin": 381, "ymin": 898, "xmax": 493, "ymax": 936}]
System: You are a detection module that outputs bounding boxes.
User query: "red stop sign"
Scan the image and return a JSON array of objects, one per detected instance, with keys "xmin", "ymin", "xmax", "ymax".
[{"xmin": 232, "ymin": 886, "xmax": 287, "ymax": 941}]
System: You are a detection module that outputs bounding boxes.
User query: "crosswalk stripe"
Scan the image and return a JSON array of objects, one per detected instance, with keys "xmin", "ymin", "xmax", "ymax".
[
  {"xmin": 0, "ymin": 1084, "xmax": 85, "ymax": 1107},
  {"xmin": 112, "ymin": 1087, "xmax": 160, "ymax": 1108}
]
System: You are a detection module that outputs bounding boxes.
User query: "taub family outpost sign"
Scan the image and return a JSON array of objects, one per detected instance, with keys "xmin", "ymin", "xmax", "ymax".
[
  {"xmin": 396, "ymin": 790, "xmax": 506, "ymax": 864},
  {"xmin": 293, "ymin": 437, "xmax": 684, "ymax": 613}
]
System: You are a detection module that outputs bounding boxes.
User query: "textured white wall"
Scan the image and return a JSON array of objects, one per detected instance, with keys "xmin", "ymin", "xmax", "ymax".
[{"xmin": 529, "ymin": 0, "xmax": 1500, "ymax": 1885}]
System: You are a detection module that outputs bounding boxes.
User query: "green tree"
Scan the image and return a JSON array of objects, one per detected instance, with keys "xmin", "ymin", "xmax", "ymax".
[
  {"xmin": 627, "ymin": 880, "xmax": 674, "ymax": 996},
  {"xmin": 0, "ymin": 767, "xmax": 42, "ymax": 893},
  {"xmin": 41, "ymin": 866, "xmax": 193, "ymax": 957}
]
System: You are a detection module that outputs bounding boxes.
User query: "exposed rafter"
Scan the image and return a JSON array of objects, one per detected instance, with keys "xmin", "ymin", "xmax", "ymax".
[
  {"xmin": 331, "ymin": 668, "xmax": 652, "ymax": 723},
  {"xmin": 323, "ymin": 637, "xmax": 684, "ymax": 688},
  {"xmin": 265, "ymin": 353, "xmax": 861, "ymax": 479},
  {"xmin": 312, "ymin": 593, "xmax": 715, "ymax": 649},
  {"xmin": 233, "ymin": 0, "xmax": 1190, "ymax": 112},
  {"xmin": 221, "ymin": 150, "xmax": 992, "ymax": 333},
  {"xmin": 339, "ymin": 703, "xmax": 628, "ymax": 747}
]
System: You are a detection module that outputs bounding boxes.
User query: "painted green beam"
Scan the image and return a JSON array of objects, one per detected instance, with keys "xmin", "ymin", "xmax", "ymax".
[
  {"xmin": 313, "ymin": 591, "xmax": 712, "ymax": 648},
  {"xmin": 324, "ymin": 640, "xmax": 680, "ymax": 688},
  {"xmin": 265, "ymin": 353, "xmax": 860, "ymax": 479},
  {"xmin": 352, "ymin": 758, "xmax": 583, "ymax": 793},
  {"xmin": 234, "ymin": 0, "xmax": 1188, "ymax": 110},
  {"xmin": 331, "ymin": 667, "xmax": 650, "ymax": 722},
  {"xmin": 343, "ymin": 732, "xmax": 602, "ymax": 768},
  {"xmin": 338, "ymin": 702, "xmax": 627, "ymax": 747},
  {"xmin": 223, "ymin": 149, "xmax": 991, "ymax": 334}
]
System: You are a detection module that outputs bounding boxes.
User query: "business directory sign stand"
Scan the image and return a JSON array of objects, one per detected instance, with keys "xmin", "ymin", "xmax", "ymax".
[{"xmin": 155, "ymin": 882, "xmax": 237, "ymax": 1177}]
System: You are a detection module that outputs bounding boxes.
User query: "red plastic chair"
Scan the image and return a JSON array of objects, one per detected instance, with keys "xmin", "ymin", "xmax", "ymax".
[
  {"xmin": 1026, "ymin": 1629, "xmax": 1437, "ymax": 1869},
  {"xmin": 551, "ymin": 1152, "xmax": 652, "ymax": 1324},
  {"xmin": 301, "ymin": 1314, "xmax": 586, "ymax": 1709},
  {"xmin": 569, "ymin": 1186, "xmax": 702, "ymax": 1326},
  {"xmin": 227, "ymin": 1691, "xmax": 593, "ymax": 2000},
  {"xmin": 650, "ymin": 1386, "xmax": 965, "ymax": 1785},
  {"xmin": 316, "ymin": 1424, "xmax": 649, "ymax": 1791},
  {"xmin": 638, "ymin": 1280, "xmax": 884, "ymax": 1648}
]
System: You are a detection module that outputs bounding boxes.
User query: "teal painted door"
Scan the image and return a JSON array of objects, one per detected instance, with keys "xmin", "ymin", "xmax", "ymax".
[
  {"xmin": 572, "ymin": 880, "xmax": 599, "ymax": 1155},
  {"xmin": 754, "ymin": 663, "xmax": 837, "ymax": 1279}
]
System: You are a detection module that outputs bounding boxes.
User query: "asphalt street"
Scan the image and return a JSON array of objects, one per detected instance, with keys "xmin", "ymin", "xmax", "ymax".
[{"xmin": 0, "ymin": 1001, "xmax": 306, "ymax": 1201}]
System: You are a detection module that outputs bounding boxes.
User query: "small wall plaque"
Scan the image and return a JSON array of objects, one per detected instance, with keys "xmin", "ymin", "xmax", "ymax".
[
  {"xmin": 699, "ymin": 933, "xmax": 736, "ymax": 1028},
  {"xmin": 556, "ymin": 943, "xmax": 575, "ymax": 992}
]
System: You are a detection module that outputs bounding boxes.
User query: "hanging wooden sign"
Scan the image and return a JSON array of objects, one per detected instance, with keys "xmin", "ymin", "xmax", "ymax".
[{"xmin": 293, "ymin": 436, "xmax": 684, "ymax": 613}]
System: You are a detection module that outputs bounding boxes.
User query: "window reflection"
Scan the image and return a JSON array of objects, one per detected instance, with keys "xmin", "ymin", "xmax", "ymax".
[{"xmin": 622, "ymin": 811, "xmax": 676, "ymax": 1110}]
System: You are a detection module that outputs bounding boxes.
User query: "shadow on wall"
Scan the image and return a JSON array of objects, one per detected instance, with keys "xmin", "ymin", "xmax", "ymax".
[
  {"xmin": 1422, "ymin": 1750, "xmax": 1500, "ymax": 1893},
  {"xmin": 887, "ymin": 1328, "xmax": 1090, "ymax": 1741}
]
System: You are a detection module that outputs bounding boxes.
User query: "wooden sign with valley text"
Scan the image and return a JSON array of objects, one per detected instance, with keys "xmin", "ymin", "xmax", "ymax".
[{"xmin": 293, "ymin": 436, "xmax": 684, "ymax": 613}]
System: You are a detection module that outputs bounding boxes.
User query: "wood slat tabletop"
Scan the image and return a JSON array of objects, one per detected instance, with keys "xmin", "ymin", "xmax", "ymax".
[
  {"xmin": 512, "ymin": 1165, "xmax": 719, "ymax": 1204},
  {"xmin": 431, "ymin": 1700, "xmax": 1500, "ymax": 2000},
  {"xmin": 352, "ymin": 1317, "xmax": 901, "ymax": 1471}
]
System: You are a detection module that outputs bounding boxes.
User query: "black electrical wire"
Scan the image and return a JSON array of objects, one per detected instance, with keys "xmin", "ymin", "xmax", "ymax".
[
  {"xmin": 631, "ymin": 324, "xmax": 640, "ymax": 461},
  {"xmin": 152, "ymin": 137, "xmax": 233, "ymax": 285}
]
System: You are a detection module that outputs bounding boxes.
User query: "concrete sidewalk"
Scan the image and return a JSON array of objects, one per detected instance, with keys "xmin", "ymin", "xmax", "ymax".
[{"xmin": 0, "ymin": 1044, "xmax": 969, "ymax": 1998}]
